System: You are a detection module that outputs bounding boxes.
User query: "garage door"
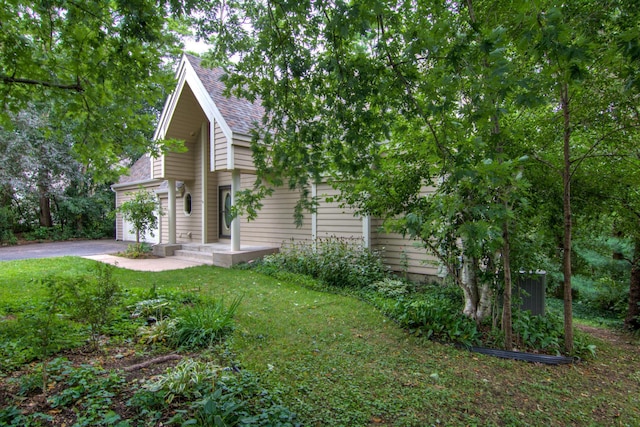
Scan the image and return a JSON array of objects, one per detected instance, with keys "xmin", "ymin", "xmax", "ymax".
[{"xmin": 122, "ymin": 216, "xmax": 160, "ymax": 244}]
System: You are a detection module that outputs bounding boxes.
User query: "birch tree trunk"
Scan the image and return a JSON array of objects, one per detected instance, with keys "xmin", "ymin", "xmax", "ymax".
[{"xmin": 461, "ymin": 255, "xmax": 492, "ymax": 323}]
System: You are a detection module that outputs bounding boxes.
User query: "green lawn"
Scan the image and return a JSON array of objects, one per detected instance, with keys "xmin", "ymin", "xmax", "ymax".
[{"xmin": 1, "ymin": 257, "xmax": 639, "ymax": 426}]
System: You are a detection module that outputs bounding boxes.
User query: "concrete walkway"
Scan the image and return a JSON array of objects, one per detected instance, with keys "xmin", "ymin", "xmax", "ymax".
[
  {"xmin": 83, "ymin": 254, "xmax": 210, "ymax": 272},
  {"xmin": 0, "ymin": 240, "xmax": 210, "ymax": 271}
]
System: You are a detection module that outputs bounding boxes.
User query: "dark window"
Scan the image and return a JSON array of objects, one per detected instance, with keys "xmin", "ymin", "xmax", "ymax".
[{"xmin": 184, "ymin": 193, "xmax": 192, "ymax": 215}]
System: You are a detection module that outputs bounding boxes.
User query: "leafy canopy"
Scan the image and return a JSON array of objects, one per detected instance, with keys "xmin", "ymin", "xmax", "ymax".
[{"xmin": 0, "ymin": 0, "xmax": 205, "ymax": 179}]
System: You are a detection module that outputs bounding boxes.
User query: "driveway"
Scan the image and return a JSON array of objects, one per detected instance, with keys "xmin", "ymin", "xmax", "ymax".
[{"xmin": 0, "ymin": 240, "xmax": 130, "ymax": 261}]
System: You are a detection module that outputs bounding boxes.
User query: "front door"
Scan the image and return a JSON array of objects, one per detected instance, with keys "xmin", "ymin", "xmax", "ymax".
[{"xmin": 219, "ymin": 186, "xmax": 232, "ymax": 238}]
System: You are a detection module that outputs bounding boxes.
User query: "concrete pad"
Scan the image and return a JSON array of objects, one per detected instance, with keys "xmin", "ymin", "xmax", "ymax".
[{"xmin": 83, "ymin": 254, "xmax": 210, "ymax": 272}]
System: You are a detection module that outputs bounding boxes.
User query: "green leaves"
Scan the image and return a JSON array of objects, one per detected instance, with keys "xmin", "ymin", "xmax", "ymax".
[{"xmin": 0, "ymin": 0, "xmax": 192, "ymax": 172}]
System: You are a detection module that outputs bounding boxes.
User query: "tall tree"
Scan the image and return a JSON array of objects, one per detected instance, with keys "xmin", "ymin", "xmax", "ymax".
[
  {"xmin": 516, "ymin": 1, "xmax": 640, "ymax": 350},
  {"xmin": 198, "ymin": 0, "xmax": 534, "ymax": 338},
  {"xmin": 0, "ymin": 104, "xmax": 81, "ymax": 227}
]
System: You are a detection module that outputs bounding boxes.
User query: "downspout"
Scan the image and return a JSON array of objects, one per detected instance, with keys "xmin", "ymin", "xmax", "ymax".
[
  {"xmin": 362, "ymin": 215, "xmax": 371, "ymax": 249},
  {"xmin": 311, "ymin": 183, "xmax": 317, "ymax": 245}
]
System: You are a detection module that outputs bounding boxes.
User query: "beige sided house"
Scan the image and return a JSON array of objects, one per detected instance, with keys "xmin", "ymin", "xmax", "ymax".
[{"xmin": 112, "ymin": 54, "xmax": 437, "ymax": 278}]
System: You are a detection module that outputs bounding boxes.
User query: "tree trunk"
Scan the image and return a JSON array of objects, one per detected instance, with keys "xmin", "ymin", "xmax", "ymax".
[
  {"xmin": 625, "ymin": 237, "xmax": 640, "ymax": 330},
  {"xmin": 502, "ymin": 218, "xmax": 513, "ymax": 350},
  {"xmin": 461, "ymin": 255, "xmax": 492, "ymax": 323},
  {"xmin": 38, "ymin": 185, "xmax": 52, "ymax": 228},
  {"xmin": 561, "ymin": 83, "xmax": 573, "ymax": 353}
]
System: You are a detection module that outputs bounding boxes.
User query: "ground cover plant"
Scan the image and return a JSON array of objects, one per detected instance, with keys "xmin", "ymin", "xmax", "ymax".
[{"xmin": 0, "ymin": 257, "xmax": 639, "ymax": 426}]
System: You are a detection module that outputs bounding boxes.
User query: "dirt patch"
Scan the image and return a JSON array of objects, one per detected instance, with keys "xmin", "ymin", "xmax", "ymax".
[
  {"xmin": 576, "ymin": 324, "xmax": 639, "ymax": 351},
  {"xmin": 0, "ymin": 344, "xmax": 185, "ymax": 426}
]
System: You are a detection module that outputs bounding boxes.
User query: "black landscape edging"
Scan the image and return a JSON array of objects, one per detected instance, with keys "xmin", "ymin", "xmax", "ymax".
[{"xmin": 468, "ymin": 346, "xmax": 578, "ymax": 365}]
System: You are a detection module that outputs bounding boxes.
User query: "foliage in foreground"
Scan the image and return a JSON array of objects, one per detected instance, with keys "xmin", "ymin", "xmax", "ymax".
[
  {"xmin": 1, "ymin": 259, "xmax": 638, "ymax": 426},
  {"xmin": 2, "ymin": 356, "xmax": 297, "ymax": 427},
  {"xmin": 136, "ymin": 358, "xmax": 297, "ymax": 426},
  {"xmin": 0, "ymin": 263, "xmax": 296, "ymax": 426}
]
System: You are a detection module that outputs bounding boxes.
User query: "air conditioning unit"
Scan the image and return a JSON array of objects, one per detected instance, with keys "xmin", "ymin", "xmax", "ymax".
[{"xmin": 515, "ymin": 272, "xmax": 546, "ymax": 316}]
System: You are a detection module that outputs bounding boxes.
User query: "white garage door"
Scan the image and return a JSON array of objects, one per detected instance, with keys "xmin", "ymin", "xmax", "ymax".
[{"xmin": 122, "ymin": 217, "xmax": 159, "ymax": 244}]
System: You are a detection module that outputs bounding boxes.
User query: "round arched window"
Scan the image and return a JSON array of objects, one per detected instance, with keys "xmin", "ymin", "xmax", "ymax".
[{"xmin": 184, "ymin": 193, "xmax": 192, "ymax": 216}]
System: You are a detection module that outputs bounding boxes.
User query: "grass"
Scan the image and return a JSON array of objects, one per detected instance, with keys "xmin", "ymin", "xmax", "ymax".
[{"xmin": 1, "ymin": 257, "xmax": 639, "ymax": 426}]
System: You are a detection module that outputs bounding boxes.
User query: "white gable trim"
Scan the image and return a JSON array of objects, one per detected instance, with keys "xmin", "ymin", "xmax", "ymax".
[{"xmin": 153, "ymin": 54, "xmax": 235, "ymax": 173}]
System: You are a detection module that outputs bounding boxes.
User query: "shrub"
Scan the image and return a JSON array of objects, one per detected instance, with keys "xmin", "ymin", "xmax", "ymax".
[
  {"xmin": 137, "ymin": 318, "xmax": 178, "ymax": 347},
  {"xmin": 572, "ymin": 275, "xmax": 628, "ymax": 318},
  {"xmin": 46, "ymin": 359, "xmax": 126, "ymax": 426},
  {"xmin": 389, "ymin": 284, "xmax": 481, "ymax": 347},
  {"xmin": 130, "ymin": 297, "xmax": 174, "ymax": 321},
  {"xmin": 25, "ymin": 226, "xmax": 52, "ymax": 241},
  {"xmin": 512, "ymin": 310, "xmax": 563, "ymax": 351},
  {"xmin": 60, "ymin": 263, "xmax": 122, "ymax": 348},
  {"xmin": 140, "ymin": 361, "xmax": 298, "ymax": 426},
  {"xmin": 0, "ymin": 206, "xmax": 17, "ymax": 245},
  {"xmin": 367, "ymin": 278, "xmax": 413, "ymax": 298},
  {"xmin": 261, "ymin": 237, "xmax": 388, "ymax": 288},
  {"xmin": 192, "ymin": 371, "xmax": 298, "ymax": 426},
  {"xmin": 590, "ymin": 277, "xmax": 628, "ymax": 316},
  {"xmin": 121, "ymin": 242, "xmax": 153, "ymax": 259}
]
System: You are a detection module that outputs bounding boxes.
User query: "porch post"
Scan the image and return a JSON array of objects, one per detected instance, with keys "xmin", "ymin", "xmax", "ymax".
[
  {"xmin": 231, "ymin": 170, "xmax": 241, "ymax": 251},
  {"xmin": 168, "ymin": 178, "xmax": 176, "ymax": 244},
  {"xmin": 156, "ymin": 194, "xmax": 163, "ymax": 243},
  {"xmin": 201, "ymin": 122, "xmax": 208, "ymax": 244}
]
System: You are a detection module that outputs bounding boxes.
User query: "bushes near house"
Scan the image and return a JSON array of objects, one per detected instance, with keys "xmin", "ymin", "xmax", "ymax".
[
  {"xmin": 253, "ymin": 238, "xmax": 596, "ymax": 357},
  {"xmin": 258, "ymin": 237, "xmax": 388, "ymax": 289}
]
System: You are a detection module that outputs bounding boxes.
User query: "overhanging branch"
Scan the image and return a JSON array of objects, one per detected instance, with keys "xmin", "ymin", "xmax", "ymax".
[{"xmin": 1, "ymin": 75, "xmax": 84, "ymax": 92}]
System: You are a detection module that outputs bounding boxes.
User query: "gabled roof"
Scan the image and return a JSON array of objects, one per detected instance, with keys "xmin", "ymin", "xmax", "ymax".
[
  {"xmin": 154, "ymin": 54, "xmax": 264, "ymax": 143},
  {"xmin": 186, "ymin": 54, "xmax": 264, "ymax": 137}
]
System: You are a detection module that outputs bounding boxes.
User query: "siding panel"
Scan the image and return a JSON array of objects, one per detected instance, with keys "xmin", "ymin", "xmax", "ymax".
[
  {"xmin": 164, "ymin": 140, "xmax": 196, "ymax": 180},
  {"xmin": 214, "ymin": 123, "xmax": 227, "ymax": 170},
  {"xmin": 232, "ymin": 143, "xmax": 255, "ymax": 172},
  {"xmin": 371, "ymin": 218, "xmax": 440, "ymax": 278},
  {"xmin": 233, "ymin": 173, "xmax": 311, "ymax": 246},
  {"xmin": 316, "ymin": 184, "xmax": 362, "ymax": 240}
]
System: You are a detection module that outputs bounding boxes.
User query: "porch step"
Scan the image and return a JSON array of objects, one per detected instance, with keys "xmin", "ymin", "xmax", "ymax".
[
  {"xmin": 173, "ymin": 249, "xmax": 214, "ymax": 263},
  {"xmin": 180, "ymin": 244, "xmax": 222, "ymax": 254},
  {"xmin": 154, "ymin": 243, "xmax": 279, "ymax": 268}
]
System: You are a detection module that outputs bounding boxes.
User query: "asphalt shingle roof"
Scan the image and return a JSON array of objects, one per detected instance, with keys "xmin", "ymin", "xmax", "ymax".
[
  {"xmin": 118, "ymin": 154, "xmax": 151, "ymax": 184},
  {"xmin": 186, "ymin": 54, "xmax": 264, "ymax": 136}
]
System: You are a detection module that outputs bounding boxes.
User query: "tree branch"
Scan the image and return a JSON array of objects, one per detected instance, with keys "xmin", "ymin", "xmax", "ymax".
[{"xmin": 1, "ymin": 75, "xmax": 84, "ymax": 92}]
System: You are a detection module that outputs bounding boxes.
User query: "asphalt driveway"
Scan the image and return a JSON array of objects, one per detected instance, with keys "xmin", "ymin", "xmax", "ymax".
[{"xmin": 0, "ymin": 240, "xmax": 130, "ymax": 261}]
